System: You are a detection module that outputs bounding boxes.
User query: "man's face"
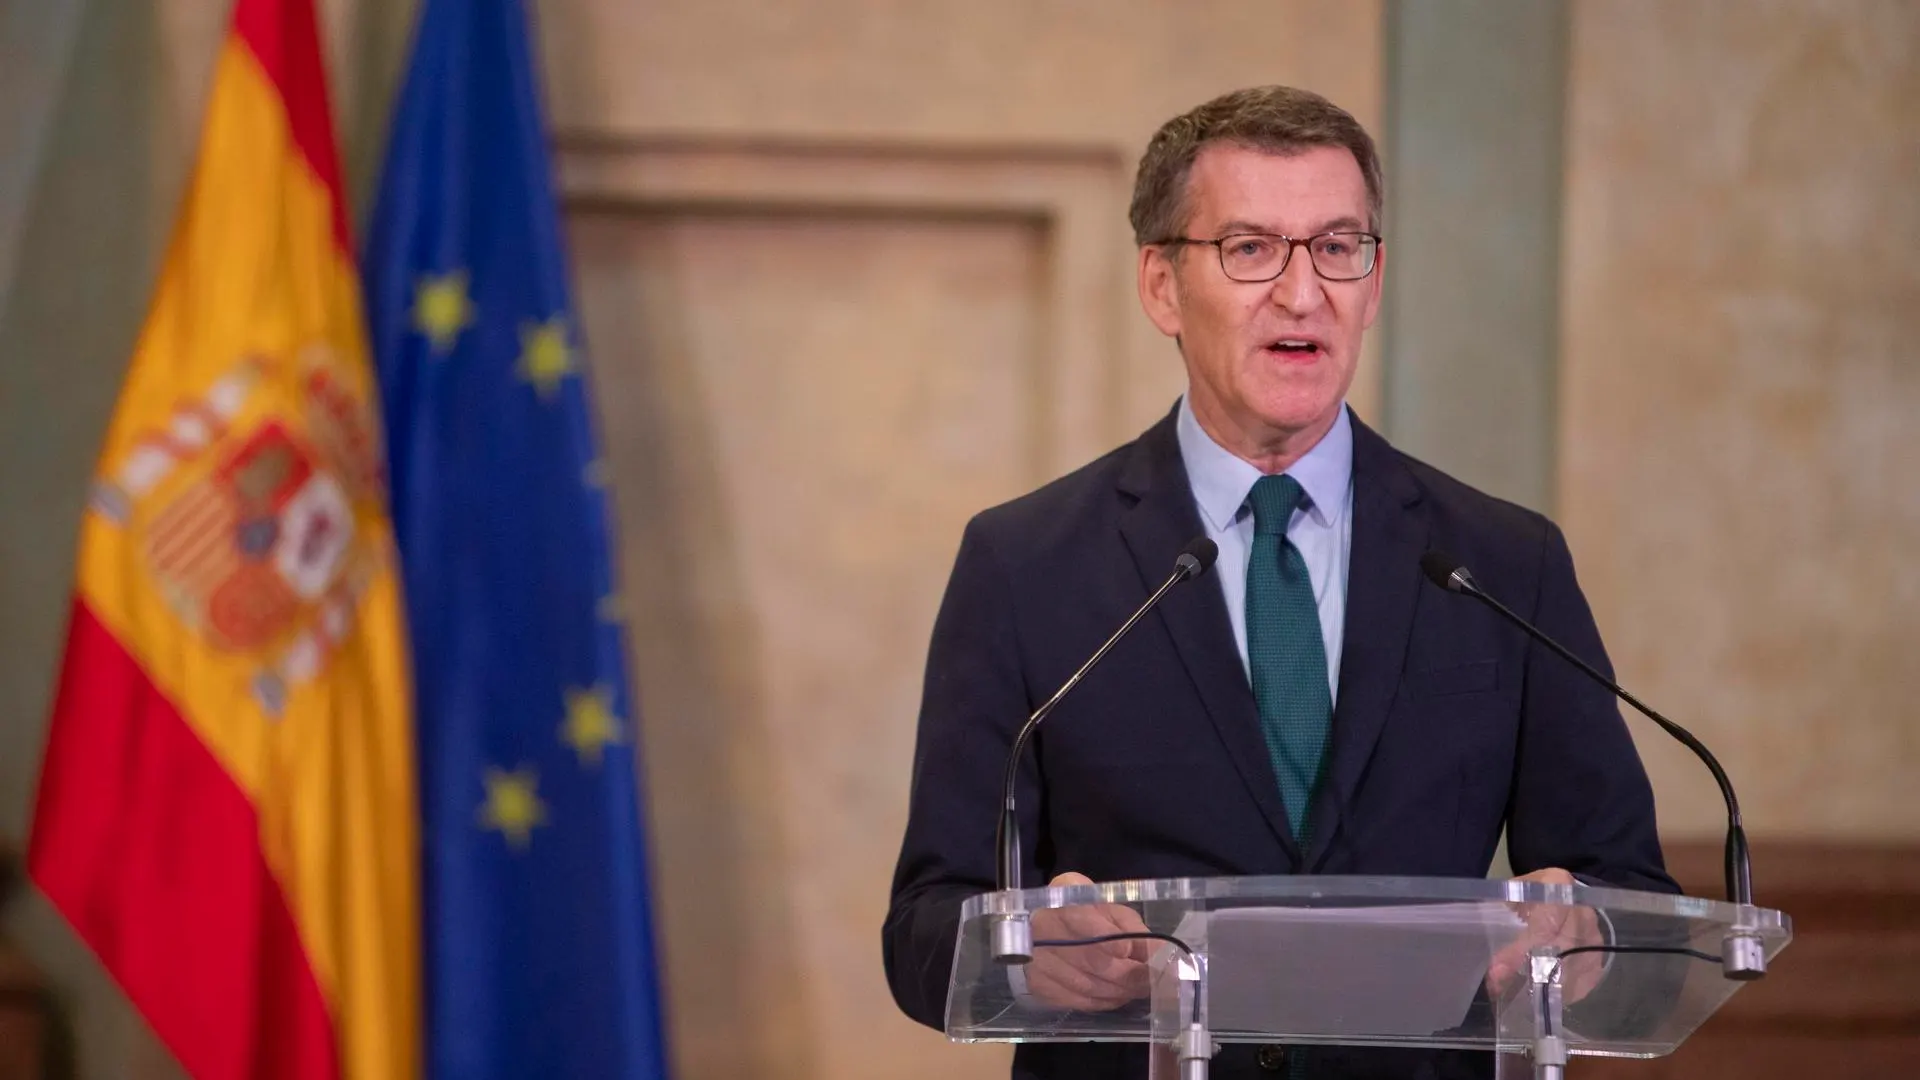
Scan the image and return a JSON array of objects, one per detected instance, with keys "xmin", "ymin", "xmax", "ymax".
[{"xmin": 1138, "ymin": 142, "xmax": 1383, "ymax": 461}]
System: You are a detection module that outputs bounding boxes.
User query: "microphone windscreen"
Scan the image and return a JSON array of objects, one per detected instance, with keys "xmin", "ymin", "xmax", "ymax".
[
  {"xmin": 1178, "ymin": 536, "xmax": 1219, "ymax": 578},
  {"xmin": 1419, "ymin": 550, "xmax": 1467, "ymax": 590}
]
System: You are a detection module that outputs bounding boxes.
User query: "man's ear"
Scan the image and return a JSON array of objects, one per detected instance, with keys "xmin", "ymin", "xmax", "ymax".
[{"xmin": 1137, "ymin": 245, "xmax": 1184, "ymax": 339}]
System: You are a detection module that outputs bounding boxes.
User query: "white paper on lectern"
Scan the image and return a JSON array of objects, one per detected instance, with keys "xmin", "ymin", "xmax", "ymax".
[{"xmin": 1175, "ymin": 903, "xmax": 1526, "ymax": 1038}]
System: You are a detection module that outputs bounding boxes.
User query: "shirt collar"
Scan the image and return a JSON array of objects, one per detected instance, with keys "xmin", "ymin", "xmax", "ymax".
[{"xmin": 1176, "ymin": 395, "xmax": 1354, "ymax": 530}]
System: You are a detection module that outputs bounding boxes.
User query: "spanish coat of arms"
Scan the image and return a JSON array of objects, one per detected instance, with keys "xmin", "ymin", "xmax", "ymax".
[{"xmin": 90, "ymin": 345, "xmax": 386, "ymax": 715}]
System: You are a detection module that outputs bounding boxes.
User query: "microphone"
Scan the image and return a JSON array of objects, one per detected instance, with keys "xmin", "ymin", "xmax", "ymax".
[
  {"xmin": 990, "ymin": 536, "xmax": 1218, "ymax": 963},
  {"xmin": 1418, "ymin": 551, "xmax": 1767, "ymax": 979}
]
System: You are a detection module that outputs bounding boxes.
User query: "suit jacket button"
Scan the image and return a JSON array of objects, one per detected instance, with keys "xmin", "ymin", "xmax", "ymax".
[{"xmin": 1256, "ymin": 1044, "xmax": 1288, "ymax": 1071}]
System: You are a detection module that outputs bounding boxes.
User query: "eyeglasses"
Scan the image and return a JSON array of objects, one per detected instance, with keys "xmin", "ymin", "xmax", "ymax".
[{"xmin": 1157, "ymin": 231, "xmax": 1382, "ymax": 283}]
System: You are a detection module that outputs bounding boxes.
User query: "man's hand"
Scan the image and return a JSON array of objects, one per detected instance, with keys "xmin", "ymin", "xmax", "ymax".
[
  {"xmin": 1024, "ymin": 872, "xmax": 1155, "ymax": 1011},
  {"xmin": 1487, "ymin": 867, "xmax": 1605, "ymax": 1002}
]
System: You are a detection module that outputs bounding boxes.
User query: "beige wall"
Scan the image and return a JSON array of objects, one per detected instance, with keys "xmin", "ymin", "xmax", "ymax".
[{"xmin": 1560, "ymin": 0, "xmax": 1920, "ymax": 841}]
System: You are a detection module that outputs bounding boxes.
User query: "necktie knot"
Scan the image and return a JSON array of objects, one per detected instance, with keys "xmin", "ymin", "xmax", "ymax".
[{"xmin": 1248, "ymin": 474, "xmax": 1307, "ymax": 537}]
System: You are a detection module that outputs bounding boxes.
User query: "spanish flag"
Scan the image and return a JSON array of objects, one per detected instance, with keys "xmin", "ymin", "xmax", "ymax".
[{"xmin": 27, "ymin": 1, "xmax": 419, "ymax": 1078}]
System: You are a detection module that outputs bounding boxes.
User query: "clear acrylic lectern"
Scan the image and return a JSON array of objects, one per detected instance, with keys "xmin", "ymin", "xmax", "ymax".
[{"xmin": 946, "ymin": 876, "xmax": 1790, "ymax": 1079}]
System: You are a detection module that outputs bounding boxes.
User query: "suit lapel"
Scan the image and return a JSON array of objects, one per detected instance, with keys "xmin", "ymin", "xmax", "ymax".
[
  {"xmin": 1115, "ymin": 411, "xmax": 1300, "ymax": 858},
  {"xmin": 1305, "ymin": 412, "xmax": 1428, "ymax": 871}
]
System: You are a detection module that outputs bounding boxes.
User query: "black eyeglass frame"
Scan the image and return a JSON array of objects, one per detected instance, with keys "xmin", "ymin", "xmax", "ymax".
[{"xmin": 1154, "ymin": 231, "xmax": 1384, "ymax": 283}]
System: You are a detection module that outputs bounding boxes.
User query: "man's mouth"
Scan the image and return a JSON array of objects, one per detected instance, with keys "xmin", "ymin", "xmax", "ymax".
[{"xmin": 1265, "ymin": 337, "xmax": 1324, "ymax": 357}]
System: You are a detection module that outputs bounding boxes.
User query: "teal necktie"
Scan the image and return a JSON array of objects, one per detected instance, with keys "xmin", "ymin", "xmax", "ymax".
[{"xmin": 1245, "ymin": 474, "xmax": 1332, "ymax": 843}]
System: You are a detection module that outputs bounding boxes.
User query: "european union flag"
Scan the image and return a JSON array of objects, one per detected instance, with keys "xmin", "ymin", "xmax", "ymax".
[{"xmin": 362, "ymin": 2, "xmax": 671, "ymax": 1077}]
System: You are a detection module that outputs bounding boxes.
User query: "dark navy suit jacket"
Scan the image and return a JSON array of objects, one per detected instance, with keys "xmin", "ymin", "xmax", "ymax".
[{"xmin": 883, "ymin": 406, "xmax": 1676, "ymax": 1079}]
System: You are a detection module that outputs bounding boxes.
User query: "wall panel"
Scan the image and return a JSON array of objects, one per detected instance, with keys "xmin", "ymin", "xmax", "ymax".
[{"xmin": 1560, "ymin": 0, "xmax": 1920, "ymax": 840}]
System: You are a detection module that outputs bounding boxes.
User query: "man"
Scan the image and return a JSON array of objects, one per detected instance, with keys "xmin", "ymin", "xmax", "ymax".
[{"xmin": 883, "ymin": 86, "xmax": 1676, "ymax": 1079}]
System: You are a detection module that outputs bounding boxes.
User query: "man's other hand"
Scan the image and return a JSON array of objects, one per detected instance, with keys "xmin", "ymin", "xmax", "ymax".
[
  {"xmin": 1025, "ymin": 872, "xmax": 1154, "ymax": 1011},
  {"xmin": 1488, "ymin": 867, "xmax": 1605, "ymax": 1003}
]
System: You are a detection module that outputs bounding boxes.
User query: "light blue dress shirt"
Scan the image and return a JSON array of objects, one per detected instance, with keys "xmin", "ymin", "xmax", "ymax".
[{"xmin": 1175, "ymin": 396, "xmax": 1355, "ymax": 704}]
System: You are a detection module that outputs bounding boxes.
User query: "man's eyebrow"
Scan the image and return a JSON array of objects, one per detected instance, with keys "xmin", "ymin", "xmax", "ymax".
[{"xmin": 1208, "ymin": 215, "xmax": 1369, "ymax": 236}]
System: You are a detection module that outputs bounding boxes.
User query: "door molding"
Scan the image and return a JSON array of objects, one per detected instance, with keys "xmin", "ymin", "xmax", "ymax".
[{"xmin": 556, "ymin": 132, "xmax": 1132, "ymax": 476}]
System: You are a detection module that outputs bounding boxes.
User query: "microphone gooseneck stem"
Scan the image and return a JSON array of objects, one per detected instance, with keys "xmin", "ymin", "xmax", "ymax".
[
  {"xmin": 995, "ymin": 557, "xmax": 1202, "ymax": 894},
  {"xmin": 1454, "ymin": 577, "xmax": 1751, "ymax": 908}
]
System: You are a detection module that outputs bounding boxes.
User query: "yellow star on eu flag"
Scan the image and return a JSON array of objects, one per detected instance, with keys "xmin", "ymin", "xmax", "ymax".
[
  {"xmin": 582, "ymin": 458, "xmax": 609, "ymax": 489},
  {"xmin": 518, "ymin": 316, "xmax": 575, "ymax": 399},
  {"xmin": 596, "ymin": 593, "xmax": 626, "ymax": 625},
  {"xmin": 411, "ymin": 270, "xmax": 475, "ymax": 354},
  {"xmin": 478, "ymin": 764, "xmax": 548, "ymax": 851},
  {"xmin": 561, "ymin": 684, "xmax": 623, "ymax": 768}
]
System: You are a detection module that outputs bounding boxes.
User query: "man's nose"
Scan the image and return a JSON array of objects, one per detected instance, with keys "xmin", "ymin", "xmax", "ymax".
[{"xmin": 1268, "ymin": 245, "xmax": 1325, "ymax": 314}]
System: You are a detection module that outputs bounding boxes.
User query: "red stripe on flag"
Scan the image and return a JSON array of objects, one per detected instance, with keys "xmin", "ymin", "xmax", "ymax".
[
  {"xmin": 229, "ymin": 0, "xmax": 350, "ymax": 251},
  {"xmin": 28, "ymin": 602, "xmax": 339, "ymax": 1080}
]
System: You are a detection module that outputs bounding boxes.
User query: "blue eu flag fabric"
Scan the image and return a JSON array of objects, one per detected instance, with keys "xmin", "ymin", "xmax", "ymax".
[{"xmin": 362, "ymin": 2, "xmax": 671, "ymax": 1077}]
